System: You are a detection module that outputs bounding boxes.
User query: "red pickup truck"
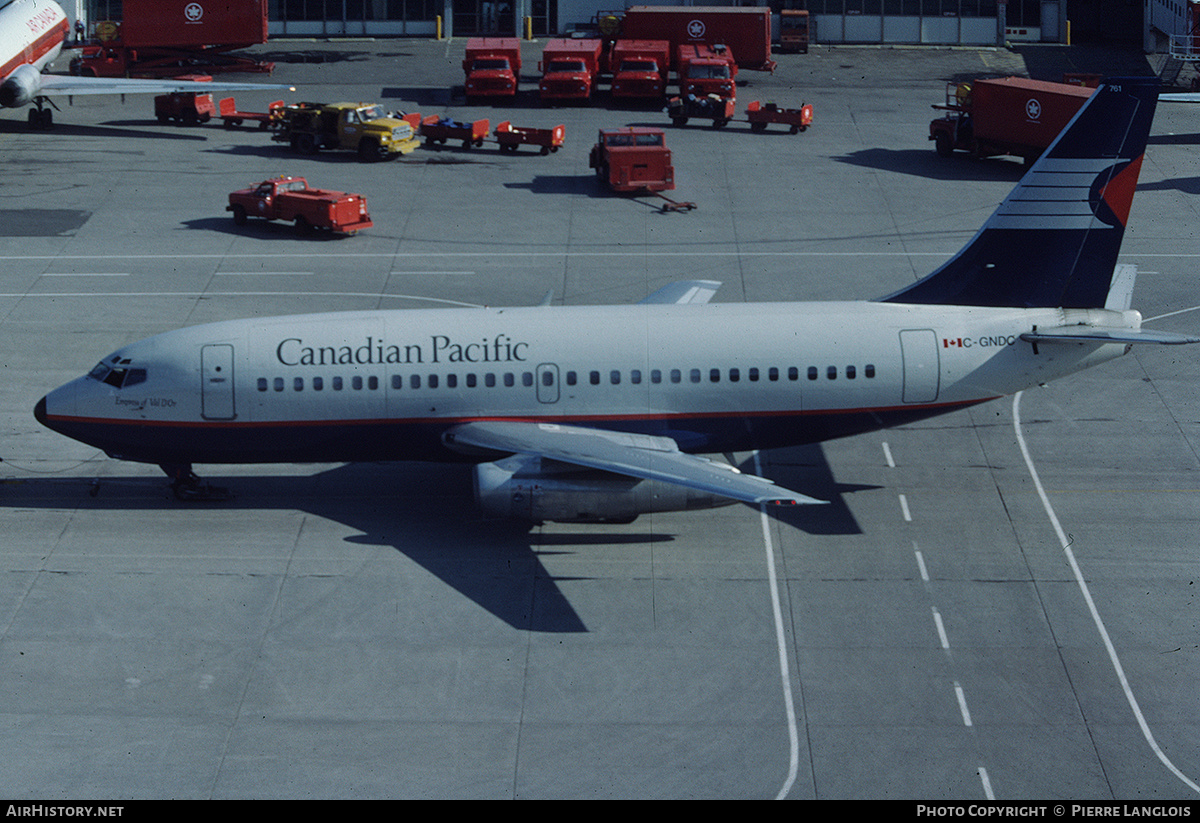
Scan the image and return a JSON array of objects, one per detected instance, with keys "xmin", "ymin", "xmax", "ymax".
[{"xmin": 227, "ymin": 176, "xmax": 373, "ymax": 236}]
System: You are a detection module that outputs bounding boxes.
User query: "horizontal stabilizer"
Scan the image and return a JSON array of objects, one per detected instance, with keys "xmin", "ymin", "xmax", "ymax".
[
  {"xmin": 444, "ymin": 420, "xmax": 825, "ymax": 507},
  {"xmin": 1020, "ymin": 327, "xmax": 1200, "ymax": 345},
  {"xmin": 639, "ymin": 280, "xmax": 721, "ymax": 305},
  {"xmin": 1158, "ymin": 93, "xmax": 1200, "ymax": 103}
]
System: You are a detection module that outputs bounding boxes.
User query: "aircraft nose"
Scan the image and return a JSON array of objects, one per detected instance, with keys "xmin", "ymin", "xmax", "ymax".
[{"xmin": 34, "ymin": 396, "xmax": 47, "ymax": 426}]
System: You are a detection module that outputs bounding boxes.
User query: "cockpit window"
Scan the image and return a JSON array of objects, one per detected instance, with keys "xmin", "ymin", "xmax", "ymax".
[{"xmin": 87, "ymin": 358, "xmax": 146, "ymax": 389}]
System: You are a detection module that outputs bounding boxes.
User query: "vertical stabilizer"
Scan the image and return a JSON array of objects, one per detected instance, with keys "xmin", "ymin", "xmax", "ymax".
[{"xmin": 881, "ymin": 77, "xmax": 1159, "ymax": 309}]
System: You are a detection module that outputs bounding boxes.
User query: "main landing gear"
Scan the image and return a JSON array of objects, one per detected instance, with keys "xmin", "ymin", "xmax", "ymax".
[
  {"xmin": 160, "ymin": 463, "xmax": 233, "ymax": 501},
  {"xmin": 27, "ymin": 97, "xmax": 58, "ymax": 129}
]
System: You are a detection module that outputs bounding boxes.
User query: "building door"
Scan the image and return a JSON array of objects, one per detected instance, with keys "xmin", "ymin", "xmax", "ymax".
[{"xmin": 453, "ymin": 0, "xmax": 515, "ymax": 33}]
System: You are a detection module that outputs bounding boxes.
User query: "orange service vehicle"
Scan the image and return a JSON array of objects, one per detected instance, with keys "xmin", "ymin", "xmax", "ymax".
[
  {"xmin": 589, "ymin": 127, "xmax": 675, "ymax": 192},
  {"xmin": 227, "ymin": 176, "xmax": 373, "ymax": 236}
]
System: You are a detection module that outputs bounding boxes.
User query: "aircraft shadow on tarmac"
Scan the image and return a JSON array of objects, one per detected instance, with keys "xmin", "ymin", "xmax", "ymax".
[
  {"xmin": 832, "ymin": 147, "xmax": 1027, "ymax": 182},
  {"xmin": 379, "ymin": 86, "xmax": 454, "ymax": 108},
  {"xmin": 1136, "ymin": 175, "xmax": 1200, "ymax": 196},
  {"xmin": 0, "ymin": 119, "xmax": 209, "ymax": 140},
  {"xmin": 1, "ymin": 446, "xmax": 864, "ymax": 632}
]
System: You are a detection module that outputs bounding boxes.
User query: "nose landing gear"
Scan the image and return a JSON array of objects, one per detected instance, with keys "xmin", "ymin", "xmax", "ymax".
[{"xmin": 160, "ymin": 463, "xmax": 233, "ymax": 501}]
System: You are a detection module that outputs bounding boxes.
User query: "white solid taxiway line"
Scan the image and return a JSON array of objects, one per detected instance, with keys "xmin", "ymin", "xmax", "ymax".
[
  {"xmin": 752, "ymin": 451, "xmax": 801, "ymax": 801},
  {"xmin": 1012, "ymin": 391, "xmax": 1200, "ymax": 796}
]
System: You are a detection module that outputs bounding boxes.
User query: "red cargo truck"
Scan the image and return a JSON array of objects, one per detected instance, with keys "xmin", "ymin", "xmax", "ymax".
[
  {"xmin": 70, "ymin": 0, "xmax": 272, "ymax": 77},
  {"xmin": 538, "ymin": 39, "xmax": 603, "ymax": 103},
  {"xmin": 610, "ymin": 40, "xmax": 670, "ymax": 100},
  {"xmin": 463, "ymin": 38, "xmax": 522, "ymax": 100},
  {"xmin": 676, "ymin": 43, "xmax": 737, "ymax": 101},
  {"xmin": 618, "ymin": 6, "xmax": 774, "ymax": 72},
  {"xmin": 930, "ymin": 77, "xmax": 1094, "ymax": 164}
]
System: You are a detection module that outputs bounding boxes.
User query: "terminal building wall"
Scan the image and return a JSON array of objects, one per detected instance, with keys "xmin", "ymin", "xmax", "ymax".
[{"xmin": 253, "ymin": 0, "xmax": 1061, "ymax": 45}]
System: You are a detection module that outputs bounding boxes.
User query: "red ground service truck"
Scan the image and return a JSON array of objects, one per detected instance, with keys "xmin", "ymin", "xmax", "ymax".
[
  {"xmin": 71, "ymin": 0, "xmax": 273, "ymax": 77},
  {"xmin": 227, "ymin": 177, "xmax": 373, "ymax": 236},
  {"xmin": 153, "ymin": 75, "xmax": 215, "ymax": 124},
  {"xmin": 610, "ymin": 40, "xmax": 670, "ymax": 100},
  {"xmin": 538, "ymin": 39, "xmax": 603, "ymax": 103},
  {"xmin": 676, "ymin": 44, "xmax": 737, "ymax": 101},
  {"xmin": 618, "ymin": 6, "xmax": 774, "ymax": 72},
  {"xmin": 930, "ymin": 76, "xmax": 1094, "ymax": 164},
  {"xmin": 463, "ymin": 38, "xmax": 522, "ymax": 100},
  {"xmin": 590, "ymin": 127, "xmax": 674, "ymax": 192}
]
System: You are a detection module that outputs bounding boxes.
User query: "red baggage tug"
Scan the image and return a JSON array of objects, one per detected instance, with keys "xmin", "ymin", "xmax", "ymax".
[
  {"xmin": 590, "ymin": 127, "xmax": 674, "ymax": 193},
  {"xmin": 590, "ymin": 127, "xmax": 695, "ymax": 211}
]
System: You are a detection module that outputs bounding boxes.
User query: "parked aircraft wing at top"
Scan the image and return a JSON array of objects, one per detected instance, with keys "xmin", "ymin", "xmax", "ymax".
[
  {"xmin": 36, "ymin": 74, "xmax": 296, "ymax": 97},
  {"xmin": 1, "ymin": 1, "xmax": 292, "ymax": 126}
]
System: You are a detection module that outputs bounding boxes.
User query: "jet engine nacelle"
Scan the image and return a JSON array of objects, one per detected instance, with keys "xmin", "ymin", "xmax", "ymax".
[
  {"xmin": 473, "ymin": 454, "xmax": 738, "ymax": 523},
  {"xmin": 0, "ymin": 65, "xmax": 42, "ymax": 108}
]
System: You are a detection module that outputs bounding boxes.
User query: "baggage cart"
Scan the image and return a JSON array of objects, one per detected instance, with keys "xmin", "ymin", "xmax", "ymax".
[
  {"xmin": 421, "ymin": 116, "xmax": 490, "ymax": 148},
  {"xmin": 494, "ymin": 121, "xmax": 566, "ymax": 154},
  {"xmin": 745, "ymin": 100, "xmax": 813, "ymax": 133},
  {"xmin": 218, "ymin": 97, "xmax": 285, "ymax": 129}
]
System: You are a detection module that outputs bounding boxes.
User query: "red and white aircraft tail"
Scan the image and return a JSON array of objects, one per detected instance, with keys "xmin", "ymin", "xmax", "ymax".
[{"xmin": 0, "ymin": 0, "xmax": 291, "ymax": 127}]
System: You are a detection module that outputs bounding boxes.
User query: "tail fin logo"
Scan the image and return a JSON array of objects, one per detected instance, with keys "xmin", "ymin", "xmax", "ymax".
[{"xmin": 1089, "ymin": 155, "xmax": 1143, "ymax": 228}]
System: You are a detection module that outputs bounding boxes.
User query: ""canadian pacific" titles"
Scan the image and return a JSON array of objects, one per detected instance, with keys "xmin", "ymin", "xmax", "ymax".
[{"xmin": 275, "ymin": 334, "xmax": 529, "ymax": 367}]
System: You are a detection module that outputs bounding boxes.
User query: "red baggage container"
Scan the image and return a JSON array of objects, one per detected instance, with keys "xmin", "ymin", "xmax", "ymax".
[
  {"xmin": 618, "ymin": 6, "xmax": 774, "ymax": 71},
  {"xmin": 117, "ymin": 0, "xmax": 268, "ymax": 49},
  {"xmin": 930, "ymin": 77, "xmax": 1094, "ymax": 163}
]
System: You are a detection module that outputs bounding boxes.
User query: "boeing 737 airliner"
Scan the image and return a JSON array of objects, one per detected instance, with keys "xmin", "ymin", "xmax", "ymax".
[
  {"xmin": 34, "ymin": 77, "xmax": 1198, "ymax": 522},
  {"xmin": 1, "ymin": 0, "xmax": 290, "ymax": 127}
]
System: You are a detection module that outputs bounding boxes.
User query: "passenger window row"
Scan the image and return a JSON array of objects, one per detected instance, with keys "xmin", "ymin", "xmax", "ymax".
[{"xmin": 255, "ymin": 364, "xmax": 877, "ymax": 393}]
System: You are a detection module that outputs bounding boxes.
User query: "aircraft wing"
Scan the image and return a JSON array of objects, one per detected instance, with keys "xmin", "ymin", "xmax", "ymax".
[
  {"xmin": 443, "ymin": 420, "xmax": 826, "ymax": 507},
  {"xmin": 638, "ymin": 280, "xmax": 721, "ymax": 304},
  {"xmin": 1159, "ymin": 93, "xmax": 1200, "ymax": 103},
  {"xmin": 38, "ymin": 74, "xmax": 294, "ymax": 96},
  {"xmin": 1020, "ymin": 327, "xmax": 1200, "ymax": 345}
]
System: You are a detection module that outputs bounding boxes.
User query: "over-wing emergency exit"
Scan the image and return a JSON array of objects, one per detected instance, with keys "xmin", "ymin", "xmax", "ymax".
[
  {"xmin": 35, "ymin": 77, "xmax": 1199, "ymax": 523},
  {"xmin": 0, "ymin": 0, "xmax": 291, "ymax": 127}
]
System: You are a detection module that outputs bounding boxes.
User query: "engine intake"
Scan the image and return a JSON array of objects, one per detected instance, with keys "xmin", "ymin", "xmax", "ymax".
[{"xmin": 0, "ymin": 65, "xmax": 42, "ymax": 108}]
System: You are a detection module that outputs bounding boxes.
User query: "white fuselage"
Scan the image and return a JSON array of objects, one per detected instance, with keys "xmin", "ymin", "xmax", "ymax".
[{"xmin": 37, "ymin": 300, "xmax": 1132, "ymax": 466}]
